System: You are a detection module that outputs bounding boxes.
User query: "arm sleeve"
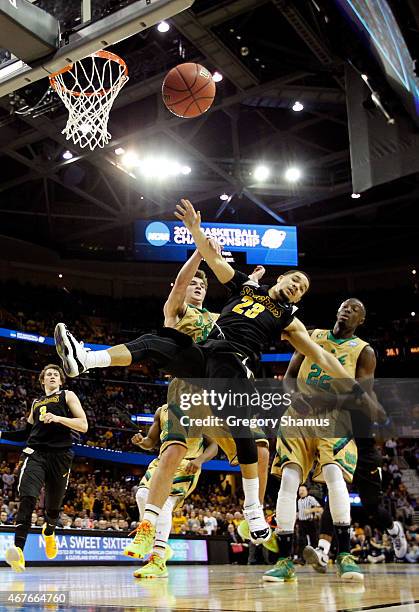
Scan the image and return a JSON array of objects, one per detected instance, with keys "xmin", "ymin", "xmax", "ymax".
[
  {"xmin": 0, "ymin": 423, "xmax": 33, "ymax": 442},
  {"xmin": 223, "ymin": 270, "xmax": 251, "ymax": 294}
]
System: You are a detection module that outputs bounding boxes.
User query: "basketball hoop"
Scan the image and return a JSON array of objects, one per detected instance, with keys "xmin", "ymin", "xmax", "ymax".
[{"xmin": 49, "ymin": 50, "xmax": 128, "ymax": 150}]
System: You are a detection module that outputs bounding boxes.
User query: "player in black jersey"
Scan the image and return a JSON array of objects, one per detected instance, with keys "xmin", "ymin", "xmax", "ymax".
[
  {"xmin": 0, "ymin": 364, "xmax": 87, "ymax": 572},
  {"xmin": 283, "ymin": 299, "xmax": 407, "ymax": 574},
  {"xmin": 55, "ymin": 199, "xmax": 377, "ymax": 549}
]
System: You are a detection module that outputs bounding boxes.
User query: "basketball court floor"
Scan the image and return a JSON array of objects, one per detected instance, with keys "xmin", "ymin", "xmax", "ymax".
[{"xmin": 0, "ymin": 564, "xmax": 418, "ymax": 611}]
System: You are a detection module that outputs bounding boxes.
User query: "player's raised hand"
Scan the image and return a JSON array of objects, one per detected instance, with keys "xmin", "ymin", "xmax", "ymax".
[
  {"xmin": 249, "ymin": 265, "xmax": 266, "ymax": 282},
  {"xmin": 175, "ymin": 199, "xmax": 201, "ymax": 232}
]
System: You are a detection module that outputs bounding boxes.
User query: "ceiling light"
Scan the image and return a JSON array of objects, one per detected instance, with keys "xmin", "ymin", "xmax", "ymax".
[
  {"xmin": 58, "ymin": 273, "xmax": 63, "ymax": 278},
  {"xmin": 292, "ymin": 101, "xmax": 304, "ymax": 112},
  {"xmin": 122, "ymin": 151, "xmax": 139, "ymax": 168},
  {"xmin": 62, "ymin": 150, "xmax": 73, "ymax": 160},
  {"xmin": 157, "ymin": 21, "xmax": 170, "ymax": 33},
  {"xmin": 115, "ymin": 147, "xmax": 125, "ymax": 156},
  {"xmin": 212, "ymin": 71, "xmax": 223, "ymax": 83},
  {"xmin": 253, "ymin": 165, "xmax": 270, "ymax": 181},
  {"xmin": 220, "ymin": 193, "xmax": 230, "ymax": 201},
  {"xmin": 284, "ymin": 167, "xmax": 302, "ymax": 182},
  {"xmin": 351, "ymin": 193, "xmax": 361, "ymax": 199},
  {"xmin": 412, "ymin": 269, "xmax": 416, "ymax": 275},
  {"xmin": 137, "ymin": 158, "xmax": 186, "ymax": 178},
  {"xmin": 411, "ymin": 311, "xmax": 416, "ymax": 317}
]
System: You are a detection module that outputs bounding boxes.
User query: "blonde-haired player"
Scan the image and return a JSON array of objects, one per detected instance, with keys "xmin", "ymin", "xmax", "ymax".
[{"xmin": 0, "ymin": 364, "xmax": 87, "ymax": 572}]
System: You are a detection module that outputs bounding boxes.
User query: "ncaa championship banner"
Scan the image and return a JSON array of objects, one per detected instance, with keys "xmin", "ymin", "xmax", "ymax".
[{"xmin": 135, "ymin": 220, "xmax": 298, "ymax": 266}]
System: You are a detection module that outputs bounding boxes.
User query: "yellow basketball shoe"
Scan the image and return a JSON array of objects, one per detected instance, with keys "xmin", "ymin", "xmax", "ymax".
[
  {"xmin": 5, "ymin": 546, "xmax": 25, "ymax": 573},
  {"xmin": 133, "ymin": 544, "xmax": 172, "ymax": 578},
  {"xmin": 133, "ymin": 554, "xmax": 169, "ymax": 579},
  {"xmin": 42, "ymin": 524, "xmax": 58, "ymax": 559},
  {"xmin": 237, "ymin": 519, "xmax": 250, "ymax": 541},
  {"xmin": 124, "ymin": 520, "xmax": 156, "ymax": 559},
  {"xmin": 238, "ymin": 519, "xmax": 278, "ymax": 553}
]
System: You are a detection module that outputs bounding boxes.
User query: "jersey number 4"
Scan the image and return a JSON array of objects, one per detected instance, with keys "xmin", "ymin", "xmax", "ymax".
[{"xmin": 232, "ymin": 296, "xmax": 265, "ymax": 319}]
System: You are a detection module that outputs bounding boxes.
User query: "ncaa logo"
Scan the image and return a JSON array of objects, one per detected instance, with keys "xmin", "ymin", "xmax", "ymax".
[{"xmin": 145, "ymin": 222, "xmax": 170, "ymax": 246}]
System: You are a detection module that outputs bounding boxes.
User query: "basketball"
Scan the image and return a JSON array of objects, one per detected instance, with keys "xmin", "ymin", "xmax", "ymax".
[{"xmin": 162, "ymin": 63, "xmax": 216, "ymax": 118}]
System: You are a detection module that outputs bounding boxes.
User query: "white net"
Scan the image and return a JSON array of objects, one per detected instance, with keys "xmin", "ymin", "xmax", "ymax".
[{"xmin": 50, "ymin": 51, "xmax": 129, "ymax": 150}]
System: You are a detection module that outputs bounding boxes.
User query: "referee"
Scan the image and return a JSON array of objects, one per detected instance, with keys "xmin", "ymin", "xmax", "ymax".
[
  {"xmin": 0, "ymin": 364, "xmax": 87, "ymax": 572},
  {"xmin": 296, "ymin": 485, "xmax": 322, "ymax": 563}
]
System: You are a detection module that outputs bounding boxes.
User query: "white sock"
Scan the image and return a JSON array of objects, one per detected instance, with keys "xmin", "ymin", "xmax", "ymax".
[
  {"xmin": 318, "ymin": 538, "xmax": 331, "ymax": 555},
  {"xmin": 144, "ymin": 504, "xmax": 161, "ymax": 527},
  {"xmin": 242, "ymin": 477, "xmax": 260, "ymax": 508},
  {"xmin": 322, "ymin": 464, "xmax": 351, "ymax": 525},
  {"xmin": 85, "ymin": 350, "xmax": 111, "ymax": 369},
  {"xmin": 135, "ymin": 487, "xmax": 148, "ymax": 520},
  {"xmin": 153, "ymin": 497, "xmax": 177, "ymax": 558},
  {"xmin": 276, "ymin": 465, "xmax": 301, "ymax": 532},
  {"xmin": 387, "ymin": 522, "xmax": 399, "ymax": 536}
]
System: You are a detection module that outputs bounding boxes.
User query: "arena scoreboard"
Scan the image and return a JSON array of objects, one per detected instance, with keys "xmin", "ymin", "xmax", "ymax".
[{"xmin": 134, "ymin": 220, "xmax": 298, "ymax": 266}]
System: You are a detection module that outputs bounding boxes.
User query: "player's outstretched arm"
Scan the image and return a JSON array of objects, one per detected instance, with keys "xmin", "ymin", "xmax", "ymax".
[
  {"xmin": 283, "ymin": 350, "xmax": 305, "ymax": 391},
  {"xmin": 283, "ymin": 318, "xmax": 382, "ymax": 420},
  {"xmin": 355, "ymin": 345, "xmax": 387, "ymax": 422},
  {"xmin": 175, "ymin": 199, "xmax": 235, "ymax": 284},
  {"xmin": 43, "ymin": 391, "xmax": 88, "ymax": 433},
  {"xmin": 131, "ymin": 406, "xmax": 162, "ymax": 450},
  {"xmin": 164, "ymin": 250, "xmax": 203, "ymax": 320},
  {"xmin": 282, "ymin": 318, "xmax": 351, "ymax": 380}
]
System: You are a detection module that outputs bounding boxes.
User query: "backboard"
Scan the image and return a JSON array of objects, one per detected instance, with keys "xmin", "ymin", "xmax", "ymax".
[{"xmin": 0, "ymin": 0, "xmax": 194, "ymax": 97}]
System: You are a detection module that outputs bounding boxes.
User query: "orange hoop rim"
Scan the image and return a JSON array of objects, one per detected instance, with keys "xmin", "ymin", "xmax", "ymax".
[{"xmin": 49, "ymin": 50, "xmax": 128, "ymax": 98}]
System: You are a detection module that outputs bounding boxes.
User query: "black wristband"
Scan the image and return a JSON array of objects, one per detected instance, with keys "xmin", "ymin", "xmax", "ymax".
[{"xmin": 350, "ymin": 383, "xmax": 365, "ymax": 400}]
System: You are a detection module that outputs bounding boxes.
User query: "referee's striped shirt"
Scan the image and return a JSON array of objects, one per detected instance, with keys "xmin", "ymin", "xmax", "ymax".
[{"xmin": 297, "ymin": 495, "xmax": 320, "ymax": 520}]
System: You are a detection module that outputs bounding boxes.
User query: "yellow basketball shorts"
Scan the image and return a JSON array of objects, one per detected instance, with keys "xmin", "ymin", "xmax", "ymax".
[
  {"xmin": 271, "ymin": 435, "xmax": 357, "ymax": 483},
  {"xmin": 139, "ymin": 455, "xmax": 201, "ymax": 502},
  {"xmin": 165, "ymin": 378, "xmax": 269, "ymax": 465}
]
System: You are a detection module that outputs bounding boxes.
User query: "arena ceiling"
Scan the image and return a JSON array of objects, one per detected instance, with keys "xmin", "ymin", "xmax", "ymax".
[{"xmin": 0, "ymin": 0, "xmax": 418, "ymax": 273}]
